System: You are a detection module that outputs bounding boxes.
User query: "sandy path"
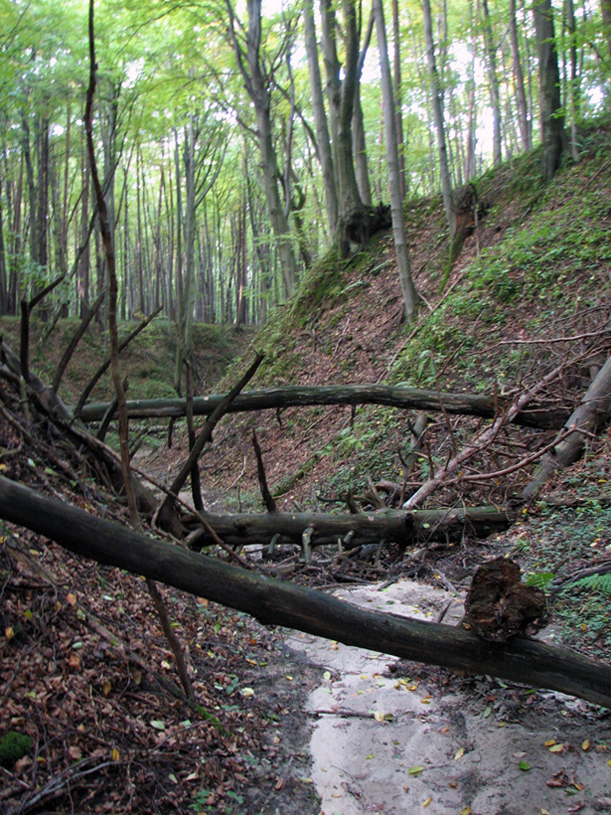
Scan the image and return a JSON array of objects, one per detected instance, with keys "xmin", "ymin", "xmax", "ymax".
[{"xmin": 288, "ymin": 580, "xmax": 611, "ymax": 815}]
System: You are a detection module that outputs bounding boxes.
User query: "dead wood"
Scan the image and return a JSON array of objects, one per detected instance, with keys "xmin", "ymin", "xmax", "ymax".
[
  {"xmin": 0, "ymin": 475, "xmax": 609, "ymax": 708},
  {"xmin": 76, "ymin": 383, "xmax": 570, "ymax": 429},
  {"xmin": 522, "ymin": 354, "xmax": 611, "ymax": 500},
  {"xmin": 184, "ymin": 504, "xmax": 516, "ymax": 549},
  {"xmin": 403, "ymin": 359, "xmax": 571, "ymax": 510},
  {"xmin": 157, "ymin": 353, "xmax": 264, "ymax": 529},
  {"xmin": 463, "ymin": 557, "xmax": 546, "ymax": 643},
  {"xmin": 51, "ymin": 289, "xmax": 106, "ymax": 394},
  {"xmin": 74, "ymin": 305, "xmax": 163, "ymax": 418}
]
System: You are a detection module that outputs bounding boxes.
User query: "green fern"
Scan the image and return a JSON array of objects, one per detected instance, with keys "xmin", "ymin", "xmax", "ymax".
[{"xmin": 570, "ymin": 572, "xmax": 611, "ymax": 595}]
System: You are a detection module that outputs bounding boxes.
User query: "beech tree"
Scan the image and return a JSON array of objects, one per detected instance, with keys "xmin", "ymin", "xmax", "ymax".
[{"xmin": 533, "ymin": 0, "xmax": 565, "ymax": 180}]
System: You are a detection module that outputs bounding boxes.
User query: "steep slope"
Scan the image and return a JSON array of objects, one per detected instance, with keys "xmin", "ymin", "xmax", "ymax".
[{"xmin": 198, "ymin": 121, "xmax": 611, "ymax": 516}]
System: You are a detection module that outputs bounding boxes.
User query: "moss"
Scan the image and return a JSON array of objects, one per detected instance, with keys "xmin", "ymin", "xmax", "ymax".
[{"xmin": 0, "ymin": 731, "xmax": 32, "ymax": 767}]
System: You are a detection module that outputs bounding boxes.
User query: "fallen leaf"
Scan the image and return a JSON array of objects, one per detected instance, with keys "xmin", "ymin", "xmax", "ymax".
[
  {"xmin": 241, "ymin": 687, "xmax": 255, "ymax": 698},
  {"xmin": 68, "ymin": 746, "xmax": 82, "ymax": 760},
  {"xmin": 5, "ymin": 626, "xmax": 14, "ymax": 640},
  {"xmin": 408, "ymin": 766, "xmax": 424, "ymax": 776},
  {"xmin": 373, "ymin": 711, "xmax": 386, "ymax": 723},
  {"xmin": 544, "ymin": 739, "xmax": 556, "ymax": 747},
  {"xmin": 275, "ymin": 777, "xmax": 285, "ymax": 791},
  {"xmin": 454, "ymin": 747, "xmax": 465, "ymax": 761},
  {"xmin": 460, "ymin": 807, "xmax": 472, "ymax": 815},
  {"xmin": 66, "ymin": 593, "xmax": 77, "ymax": 606},
  {"xmin": 549, "ymin": 743, "xmax": 564, "ymax": 753},
  {"xmin": 112, "ymin": 747, "xmax": 120, "ymax": 761},
  {"xmin": 518, "ymin": 760, "xmax": 531, "ymax": 771},
  {"xmin": 581, "ymin": 740, "xmax": 590, "ymax": 751},
  {"xmin": 150, "ymin": 720, "xmax": 166, "ymax": 731},
  {"xmin": 423, "ymin": 797, "xmax": 432, "ymax": 807}
]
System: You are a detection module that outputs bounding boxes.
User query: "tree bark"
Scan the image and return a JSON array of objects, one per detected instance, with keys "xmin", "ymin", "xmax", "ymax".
[
  {"xmin": 226, "ymin": 0, "xmax": 297, "ymax": 295},
  {"xmin": 533, "ymin": 0, "xmax": 565, "ymax": 180},
  {"xmin": 509, "ymin": 0, "xmax": 532, "ymax": 151},
  {"xmin": 303, "ymin": 0, "xmax": 338, "ymax": 236},
  {"xmin": 0, "ymin": 476, "xmax": 609, "ymax": 708},
  {"xmin": 186, "ymin": 505, "xmax": 515, "ymax": 548},
  {"xmin": 481, "ymin": 0, "xmax": 502, "ymax": 166},
  {"xmin": 77, "ymin": 383, "xmax": 570, "ymax": 429},
  {"xmin": 522, "ymin": 355, "xmax": 611, "ymax": 500},
  {"xmin": 422, "ymin": 0, "xmax": 455, "ymax": 238},
  {"xmin": 372, "ymin": 0, "xmax": 418, "ymax": 323}
]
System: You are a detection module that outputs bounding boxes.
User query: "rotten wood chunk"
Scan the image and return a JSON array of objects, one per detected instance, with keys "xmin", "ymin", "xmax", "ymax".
[{"xmin": 464, "ymin": 557, "xmax": 546, "ymax": 644}]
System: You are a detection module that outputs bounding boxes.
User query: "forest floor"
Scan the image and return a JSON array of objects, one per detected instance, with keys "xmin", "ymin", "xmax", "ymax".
[{"xmin": 3, "ymin": 125, "xmax": 611, "ymax": 813}]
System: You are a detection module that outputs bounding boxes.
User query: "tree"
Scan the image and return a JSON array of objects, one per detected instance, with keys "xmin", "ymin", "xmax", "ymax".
[
  {"xmin": 422, "ymin": 0, "xmax": 455, "ymax": 238},
  {"xmin": 226, "ymin": 0, "xmax": 298, "ymax": 296},
  {"xmin": 533, "ymin": 0, "xmax": 565, "ymax": 180},
  {"xmin": 319, "ymin": 0, "xmax": 369, "ymax": 251},
  {"xmin": 372, "ymin": 0, "xmax": 418, "ymax": 322}
]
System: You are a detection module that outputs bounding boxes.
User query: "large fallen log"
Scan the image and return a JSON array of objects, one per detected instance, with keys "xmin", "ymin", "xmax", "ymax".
[
  {"xmin": 0, "ymin": 476, "xmax": 609, "ymax": 708},
  {"xmin": 185, "ymin": 505, "xmax": 517, "ymax": 548},
  {"xmin": 522, "ymin": 355, "xmax": 611, "ymax": 500},
  {"xmin": 77, "ymin": 384, "xmax": 569, "ymax": 429}
]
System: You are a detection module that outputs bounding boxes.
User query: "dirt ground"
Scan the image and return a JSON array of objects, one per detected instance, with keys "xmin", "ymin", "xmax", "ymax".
[{"xmin": 285, "ymin": 580, "xmax": 611, "ymax": 815}]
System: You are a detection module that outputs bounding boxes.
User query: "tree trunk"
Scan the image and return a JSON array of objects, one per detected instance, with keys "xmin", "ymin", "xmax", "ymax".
[
  {"xmin": 422, "ymin": 0, "xmax": 455, "ymax": 238},
  {"xmin": 391, "ymin": 0, "xmax": 407, "ymax": 199},
  {"xmin": 320, "ymin": 0, "xmax": 367, "ymax": 252},
  {"xmin": 1, "ymin": 476, "xmax": 609, "ymax": 709},
  {"xmin": 481, "ymin": 0, "xmax": 502, "ymax": 166},
  {"xmin": 372, "ymin": 0, "xmax": 418, "ymax": 322},
  {"xmin": 602, "ymin": 0, "xmax": 611, "ymax": 59},
  {"xmin": 227, "ymin": 0, "xmax": 297, "ymax": 295},
  {"xmin": 522, "ymin": 355, "xmax": 611, "ymax": 500},
  {"xmin": 303, "ymin": 0, "xmax": 338, "ymax": 235},
  {"xmin": 509, "ymin": 0, "xmax": 531, "ymax": 151},
  {"xmin": 77, "ymin": 382, "xmax": 570, "ymax": 428},
  {"xmin": 533, "ymin": 0, "xmax": 565, "ymax": 180}
]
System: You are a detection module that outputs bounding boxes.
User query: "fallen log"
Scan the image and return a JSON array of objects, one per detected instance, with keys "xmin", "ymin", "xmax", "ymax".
[
  {"xmin": 76, "ymin": 384, "xmax": 569, "ymax": 429},
  {"xmin": 185, "ymin": 505, "xmax": 517, "ymax": 549},
  {"xmin": 1, "ymin": 476, "xmax": 608, "ymax": 708},
  {"xmin": 522, "ymin": 355, "xmax": 611, "ymax": 500}
]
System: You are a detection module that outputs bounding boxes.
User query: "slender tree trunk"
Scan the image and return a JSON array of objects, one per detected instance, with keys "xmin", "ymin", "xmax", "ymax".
[
  {"xmin": 226, "ymin": 0, "xmax": 297, "ymax": 295},
  {"xmin": 303, "ymin": 0, "xmax": 338, "ymax": 236},
  {"xmin": 422, "ymin": 0, "xmax": 455, "ymax": 238},
  {"xmin": 481, "ymin": 0, "xmax": 503, "ymax": 166},
  {"xmin": 509, "ymin": 0, "xmax": 532, "ymax": 150},
  {"xmin": 565, "ymin": 0, "xmax": 580, "ymax": 160},
  {"xmin": 391, "ymin": 0, "xmax": 407, "ymax": 199},
  {"xmin": 372, "ymin": 0, "xmax": 418, "ymax": 322},
  {"xmin": 602, "ymin": 0, "xmax": 611, "ymax": 59}
]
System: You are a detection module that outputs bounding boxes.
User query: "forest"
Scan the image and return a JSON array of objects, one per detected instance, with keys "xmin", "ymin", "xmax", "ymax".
[{"xmin": 1, "ymin": 0, "xmax": 611, "ymax": 812}]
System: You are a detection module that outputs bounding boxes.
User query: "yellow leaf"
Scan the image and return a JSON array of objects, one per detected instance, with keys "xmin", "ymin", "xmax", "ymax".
[
  {"xmin": 460, "ymin": 807, "xmax": 472, "ymax": 815},
  {"xmin": 373, "ymin": 711, "xmax": 385, "ymax": 723},
  {"xmin": 423, "ymin": 797, "xmax": 432, "ymax": 807},
  {"xmin": 102, "ymin": 680, "xmax": 112, "ymax": 696},
  {"xmin": 454, "ymin": 747, "xmax": 465, "ymax": 761},
  {"xmin": 241, "ymin": 687, "xmax": 255, "ymax": 698},
  {"xmin": 549, "ymin": 744, "xmax": 564, "ymax": 753},
  {"xmin": 581, "ymin": 740, "xmax": 590, "ymax": 751},
  {"xmin": 112, "ymin": 747, "xmax": 120, "ymax": 761},
  {"xmin": 66, "ymin": 593, "xmax": 77, "ymax": 606},
  {"xmin": 5, "ymin": 626, "xmax": 14, "ymax": 640},
  {"xmin": 544, "ymin": 739, "xmax": 555, "ymax": 747}
]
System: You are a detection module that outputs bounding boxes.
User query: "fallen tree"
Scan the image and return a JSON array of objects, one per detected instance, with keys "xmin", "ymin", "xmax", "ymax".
[
  {"xmin": 522, "ymin": 354, "xmax": 611, "ymax": 500},
  {"xmin": 0, "ymin": 475, "xmax": 609, "ymax": 708},
  {"xmin": 76, "ymin": 383, "xmax": 569, "ymax": 429},
  {"xmin": 184, "ymin": 505, "xmax": 517, "ymax": 549}
]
